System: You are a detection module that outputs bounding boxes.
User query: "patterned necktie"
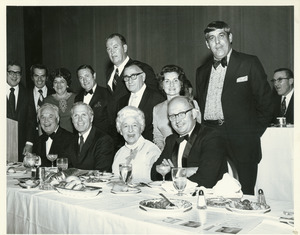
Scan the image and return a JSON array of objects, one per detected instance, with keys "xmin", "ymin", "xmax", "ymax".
[
  {"xmin": 78, "ymin": 135, "xmax": 84, "ymax": 154},
  {"xmin": 213, "ymin": 56, "xmax": 227, "ymax": 69},
  {"xmin": 281, "ymin": 96, "xmax": 286, "ymax": 116},
  {"xmin": 38, "ymin": 89, "xmax": 44, "ymax": 108},
  {"xmin": 112, "ymin": 68, "xmax": 119, "ymax": 91},
  {"xmin": 9, "ymin": 87, "xmax": 16, "ymax": 118}
]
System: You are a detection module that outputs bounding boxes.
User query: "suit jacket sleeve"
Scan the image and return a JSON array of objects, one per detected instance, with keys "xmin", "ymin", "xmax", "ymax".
[
  {"xmin": 94, "ymin": 135, "xmax": 115, "ymax": 172},
  {"xmin": 152, "ymin": 105, "xmax": 164, "ymax": 151}
]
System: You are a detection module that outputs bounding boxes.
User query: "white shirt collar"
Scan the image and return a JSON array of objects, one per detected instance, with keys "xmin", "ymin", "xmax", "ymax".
[
  {"xmin": 132, "ymin": 83, "xmax": 146, "ymax": 97},
  {"xmin": 114, "ymin": 56, "xmax": 130, "ymax": 74},
  {"xmin": 80, "ymin": 126, "xmax": 92, "ymax": 141},
  {"xmin": 7, "ymin": 84, "xmax": 19, "ymax": 96}
]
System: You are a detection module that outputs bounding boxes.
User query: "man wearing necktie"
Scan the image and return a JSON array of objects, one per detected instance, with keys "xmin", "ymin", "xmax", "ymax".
[
  {"xmin": 32, "ymin": 103, "xmax": 75, "ymax": 167},
  {"xmin": 151, "ymin": 96, "xmax": 227, "ymax": 188},
  {"xmin": 75, "ymin": 64, "xmax": 110, "ymax": 135},
  {"xmin": 271, "ymin": 68, "xmax": 294, "ymax": 124},
  {"xmin": 115, "ymin": 61, "xmax": 165, "ymax": 149},
  {"xmin": 196, "ymin": 21, "xmax": 273, "ymax": 194},
  {"xmin": 69, "ymin": 102, "xmax": 114, "ymax": 171},
  {"xmin": 6, "ymin": 61, "xmax": 29, "ymax": 161},
  {"xmin": 24, "ymin": 64, "xmax": 55, "ymax": 155}
]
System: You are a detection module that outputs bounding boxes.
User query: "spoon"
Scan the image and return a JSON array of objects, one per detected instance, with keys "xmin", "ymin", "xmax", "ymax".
[{"xmin": 159, "ymin": 193, "xmax": 175, "ymax": 206}]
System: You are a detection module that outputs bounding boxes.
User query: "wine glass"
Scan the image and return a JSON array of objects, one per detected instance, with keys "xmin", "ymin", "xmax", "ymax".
[
  {"xmin": 119, "ymin": 163, "xmax": 132, "ymax": 185},
  {"xmin": 171, "ymin": 167, "xmax": 187, "ymax": 196},
  {"xmin": 47, "ymin": 154, "xmax": 58, "ymax": 168},
  {"xmin": 23, "ymin": 153, "xmax": 36, "ymax": 174},
  {"xmin": 57, "ymin": 158, "xmax": 68, "ymax": 171},
  {"xmin": 156, "ymin": 164, "xmax": 171, "ymax": 184}
]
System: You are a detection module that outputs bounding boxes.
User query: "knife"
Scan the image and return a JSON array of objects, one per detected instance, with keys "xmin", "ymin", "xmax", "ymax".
[{"xmin": 159, "ymin": 193, "xmax": 175, "ymax": 206}]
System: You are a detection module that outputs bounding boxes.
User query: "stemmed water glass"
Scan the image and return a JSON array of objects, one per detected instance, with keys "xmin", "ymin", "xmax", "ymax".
[
  {"xmin": 156, "ymin": 164, "xmax": 171, "ymax": 184},
  {"xmin": 47, "ymin": 154, "xmax": 58, "ymax": 168},
  {"xmin": 171, "ymin": 167, "xmax": 187, "ymax": 196},
  {"xmin": 23, "ymin": 153, "xmax": 37, "ymax": 174},
  {"xmin": 119, "ymin": 163, "xmax": 132, "ymax": 185}
]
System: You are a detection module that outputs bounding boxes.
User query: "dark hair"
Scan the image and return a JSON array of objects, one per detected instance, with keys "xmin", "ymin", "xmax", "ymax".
[
  {"xmin": 106, "ymin": 33, "xmax": 127, "ymax": 45},
  {"xmin": 76, "ymin": 64, "xmax": 95, "ymax": 75},
  {"xmin": 30, "ymin": 64, "xmax": 48, "ymax": 77},
  {"xmin": 124, "ymin": 60, "xmax": 144, "ymax": 71},
  {"xmin": 7, "ymin": 60, "xmax": 22, "ymax": 73},
  {"xmin": 157, "ymin": 65, "xmax": 187, "ymax": 95},
  {"xmin": 50, "ymin": 68, "xmax": 72, "ymax": 87},
  {"xmin": 274, "ymin": 68, "xmax": 294, "ymax": 79},
  {"xmin": 204, "ymin": 21, "xmax": 231, "ymax": 38}
]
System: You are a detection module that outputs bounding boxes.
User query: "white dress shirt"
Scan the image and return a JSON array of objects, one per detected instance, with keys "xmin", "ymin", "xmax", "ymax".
[
  {"xmin": 177, "ymin": 125, "xmax": 195, "ymax": 167},
  {"xmin": 128, "ymin": 84, "xmax": 146, "ymax": 107},
  {"xmin": 83, "ymin": 85, "xmax": 97, "ymax": 105},
  {"xmin": 107, "ymin": 56, "xmax": 130, "ymax": 90},
  {"xmin": 34, "ymin": 86, "xmax": 48, "ymax": 110}
]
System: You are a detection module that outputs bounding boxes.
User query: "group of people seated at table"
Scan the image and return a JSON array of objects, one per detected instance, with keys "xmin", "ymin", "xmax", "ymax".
[{"xmin": 7, "ymin": 21, "xmax": 294, "ymax": 195}]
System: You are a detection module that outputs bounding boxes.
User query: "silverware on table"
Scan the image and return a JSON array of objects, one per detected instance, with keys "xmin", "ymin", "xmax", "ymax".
[{"xmin": 159, "ymin": 193, "xmax": 175, "ymax": 206}]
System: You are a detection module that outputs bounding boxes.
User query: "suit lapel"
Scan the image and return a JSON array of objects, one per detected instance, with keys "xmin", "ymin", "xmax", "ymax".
[
  {"xmin": 138, "ymin": 88, "xmax": 149, "ymax": 109},
  {"xmin": 78, "ymin": 127, "xmax": 96, "ymax": 162},
  {"xmin": 182, "ymin": 123, "xmax": 201, "ymax": 160},
  {"xmin": 222, "ymin": 50, "xmax": 239, "ymax": 98}
]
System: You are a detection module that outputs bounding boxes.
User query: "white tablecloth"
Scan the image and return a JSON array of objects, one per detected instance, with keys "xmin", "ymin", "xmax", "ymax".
[
  {"xmin": 7, "ymin": 174, "xmax": 295, "ymax": 234},
  {"xmin": 256, "ymin": 127, "xmax": 294, "ymax": 202}
]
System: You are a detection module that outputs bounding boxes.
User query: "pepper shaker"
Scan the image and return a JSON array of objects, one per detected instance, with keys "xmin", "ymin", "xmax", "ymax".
[
  {"xmin": 197, "ymin": 190, "xmax": 207, "ymax": 209},
  {"xmin": 258, "ymin": 189, "xmax": 267, "ymax": 205}
]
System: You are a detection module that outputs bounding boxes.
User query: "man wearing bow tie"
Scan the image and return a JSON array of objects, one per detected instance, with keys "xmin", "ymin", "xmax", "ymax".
[
  {"xmin": 33, "ymin": 103, "xmax": 75, "ymax": 167},
  {"xmin": 75, "ymin": 64, "xmax": 110, "ymax": 135},
  {"xmin": 196, "ymin": 21, "xmax": 273, "ymax": 194},
  {"xmin": 151, "ymin": 96, "xmax": 227, "ymax": 188}
]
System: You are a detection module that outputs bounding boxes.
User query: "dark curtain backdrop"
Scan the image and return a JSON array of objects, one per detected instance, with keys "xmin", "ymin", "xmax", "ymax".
[{"xmin": 7, "ymin": 6, "xmax": 293, "ymax": 94}]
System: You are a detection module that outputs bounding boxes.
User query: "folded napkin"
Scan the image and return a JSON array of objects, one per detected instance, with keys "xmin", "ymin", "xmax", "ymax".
[
  {"xmin": 212, "ymin": 173, "xmax": 243, "ymax": 198},
  {"xmin": 161, "ymin": 179, "xmax": 198, "ymax": 194}
]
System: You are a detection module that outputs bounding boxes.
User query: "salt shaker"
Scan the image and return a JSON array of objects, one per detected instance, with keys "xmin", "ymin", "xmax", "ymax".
[
  {"xmin": 258, "ymin": 189, "xmax": 267, "ymax": 205},
  {"xmin": 197, "ymin": 190, "xmax": 207, "ymax": 209}
]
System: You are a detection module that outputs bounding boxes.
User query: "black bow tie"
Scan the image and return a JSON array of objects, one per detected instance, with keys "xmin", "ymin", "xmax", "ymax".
[
  {"xmin": 213, "ymin": 57, "xmax": 227, "ymax": 69},
  {"xmin": 42, "ymin": 132, "xmax": 55, "ymax": 141},
  {"xmin": 84, "ymin": 89, "xmax": 93, "ymax": 96},
  {"xmin": 176, "ymin": 134, "xmax": 189, "ymax": 144}
]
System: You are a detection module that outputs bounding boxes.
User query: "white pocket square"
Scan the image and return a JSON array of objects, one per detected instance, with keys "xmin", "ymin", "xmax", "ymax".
[{"xmin": 236, "ymin": 76, "xmax": 248, "ymax": 83}]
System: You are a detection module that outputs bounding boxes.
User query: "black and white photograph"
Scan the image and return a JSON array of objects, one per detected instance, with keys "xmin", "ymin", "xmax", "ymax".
[{"xmin": 3, "ymin": 0, "xmax": 299, "ymax": 234}]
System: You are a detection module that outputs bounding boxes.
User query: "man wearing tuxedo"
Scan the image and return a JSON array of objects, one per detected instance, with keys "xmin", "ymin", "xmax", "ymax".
[
  {"xmin": 69, "ymin": 102, "xmax": 114, "ymax": 171},
  {"xmin": 271, "ymin": 68, "xmax": 294, "ymax": 124},
  {"xmin": 105, "ymin": 33, "xmax": 159, "ymax": 124},
  {"xmin": 151, "ymin": 96, "xmax": 227, "ymax": 188},
  {"xmin": 116, "ymin": 61, "xmax": 165, "ymax": 148},
  {"xmin": 196, "ymin": 21, "xmax": 273, "ymax": 194},
  {"xmin": 24, "ymin": 64, "xmax": 55, "ymax": 154},
  {"xmin": 33, "ymin": 103, "xmax": 75, "ymax": 167},
  {"xmin": 7, "ymin": 61, "xmax": 29, "ymax": 161},
  {"xmin": 75, "ymin": 64, "xmax": 110, "ymax": 134}
]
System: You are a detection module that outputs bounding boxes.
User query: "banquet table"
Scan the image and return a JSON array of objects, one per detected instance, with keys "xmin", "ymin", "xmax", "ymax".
[
  {"xmin": 6, "ymin": 173, "xmax": 295, "ymax": 234},
  {"xmin": 255, "ymin": 127, "xmax": 294, "ymax": 202}
]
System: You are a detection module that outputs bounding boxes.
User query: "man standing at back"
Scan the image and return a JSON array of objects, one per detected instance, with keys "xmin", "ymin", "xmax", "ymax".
[
  {"xmin": 196, "ymin": 21, "xmax": 273, "ymax": 195},
  {"xmin": 105, "ymin": 33, "xmax": 159, "ymax": 122}
]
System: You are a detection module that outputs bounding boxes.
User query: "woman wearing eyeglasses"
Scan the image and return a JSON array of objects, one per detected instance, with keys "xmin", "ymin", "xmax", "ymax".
[{"xmin": 152, "ymin": 65, "xmax": 200, "ymax": 151}]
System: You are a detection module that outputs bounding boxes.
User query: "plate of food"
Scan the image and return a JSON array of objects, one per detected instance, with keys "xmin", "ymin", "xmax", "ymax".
[
  {"xmin": 226, "ymin": 199, "xmax": 271, "ymax": 214},
  {"xmin": 54, "ymin": 185, "xmax": 102, "ymax": 198},
  {"xmin": 111, "ymin": 184, "xmax": 141, "ymax": 194},
  {"xmin": 206, "ymin": 197, "xmax": 232, "ymax": 208},
  {"xmin": 18, "ymin": 179, "xmax": 40, "ymax": 189},
  {"xmin": 139, "ymin": 198, "xmax": 192, "ymax": 213}
]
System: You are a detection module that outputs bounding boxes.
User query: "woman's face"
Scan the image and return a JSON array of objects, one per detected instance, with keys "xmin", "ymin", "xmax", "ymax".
[
  {"xmin": 162, "ymin": 72, "xmax": 181, "ymax": 97},
  {"xmin": 53, "ymin": 76, "xmax": 68, "ymax": 95},
  {"xmin": 120, "ymin": 116, "xmax": 142, "ymax": 145}
]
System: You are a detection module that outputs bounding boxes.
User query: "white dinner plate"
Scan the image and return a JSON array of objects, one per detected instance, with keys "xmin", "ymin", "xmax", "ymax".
[
  {"xmin": 18, "ymin": 179, "xmax": 40, "ymax": 189},
  {"xmin": 206, "ymin": 197, "xmax": 232, "ymax": 208},
  {"xmin": 54, "ymin": 185, "xmax": 102, "ymax": 198},
  {"xmin": 139, "ymin": 198, "xmax": 192, "ymax": 213},
  {"xmin": 149, "ymin": 181, "xmax": 163, "ymax": 187},
  {"xmin": 111, "ymin": 187, "xmax": 141, "ymax": 194},
  {"xmin": 226, "ymin": 202, "xmax": 271, "ymax": 214}
]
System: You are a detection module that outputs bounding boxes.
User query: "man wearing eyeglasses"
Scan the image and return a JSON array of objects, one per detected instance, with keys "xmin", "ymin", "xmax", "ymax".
[
  {"xmin": 151, "ymin": 96, "xmax": 227, "ymax": 188},
  {"xmin": 196, "ymin": 21, "xmax": 273, "ymax": 195},
  {"xmin": 115, "ymin": 61, "xmax": 164, "ymax": 149},
  {"xmin": 271, "ymin": 68, "xmax": 294, "ymax": 125},
  {"xmin": 7, "ymin": 61, "xmax": 29, "ymax": 161}
]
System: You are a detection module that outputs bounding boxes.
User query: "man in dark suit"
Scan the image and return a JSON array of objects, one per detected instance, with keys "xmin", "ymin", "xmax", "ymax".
[
  {"xmin": 116, "ymin": 61, "xmax": 165, "ymax": 148},
  {"xmin": 105, "ymin": 33, "xmax": 159, "ymax": 124},
  {"xmin": 75, "ymin": 64, "xmax": 110, "ymax": 134},
  {"xmin": 151, "ymin": 96, "xmax": 227, "ymax": 188},
  {"xmin": 24, "ymin": 64, "xmax": 55, "ymax": 154},
  {"xmin": 7, "ymin": 61, "xmax": 29, "ymax": 161},
  {"xmin": 271, "ymin": 68, "xmax": 294, "ymax": 124},
  {"xmin": 33, "ymin": 103, "xmax": 75, "ymax": 167},
  {"xmin": 196, "ymin": 21, "xmax": 273, "ymax": 194},
  {"xmin": 69, "ymin": 102, "xmax": 114, "ymax": 171}
]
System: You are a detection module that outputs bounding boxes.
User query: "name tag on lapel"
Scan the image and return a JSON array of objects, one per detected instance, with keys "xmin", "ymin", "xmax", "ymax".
[{"xmin": 236, "ymin": 76, "xmax": 248, "ymax": 83}]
